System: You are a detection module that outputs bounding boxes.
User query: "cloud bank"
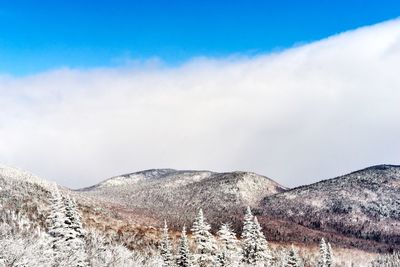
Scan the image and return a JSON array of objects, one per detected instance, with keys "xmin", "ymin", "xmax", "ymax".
[{"xmin": 1, "ymin": 19, "xmax": 400, "ymax": 188}]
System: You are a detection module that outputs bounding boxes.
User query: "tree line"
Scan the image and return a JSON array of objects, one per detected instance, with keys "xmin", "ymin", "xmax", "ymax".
[
  {"xmin": 160, "ymin": 207, "xmax": 334, "ymax": 267},
  {"xmin": 1, "ymin": 184, "xmax": 399, "ymax": 267},
  {"xmin": 0, "ymin": 184, "xmax": 161, "ymax": 266}
]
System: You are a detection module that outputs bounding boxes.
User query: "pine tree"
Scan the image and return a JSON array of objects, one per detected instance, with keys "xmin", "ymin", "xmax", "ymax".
[
  {"xmin": 47, "ymin": 186, "xmax": 88, "ymax": 267},
  {"xmin": 318, "ymin": 238, "xmax": 328, "ymax": 267},
  {"xmin": 63, "ymin": 196, "xmax": 88, "ymax": 267},
  {"xmin": 191, "ymin": 209, "xmax": 217, "ymax": 267},
  {"xmin": 46, "ymin": 185, "xmax": 69, "ymax": 265},
  {"xmin": 241, "ymin": 206, "xmax": 256, "ymax": 264},
  {"xmin": 252, "ymin": 216, "xmax": 272, "ymax": 265},
  {"xmin": 64, "ymin": 196, "xmax": 85, "ymax": 239},
  {"xmin": 216, "ymin": 223, "xmax": 240, "ymax": 266},
  {"xmin": 176, "ymin": 226, "xmax": 192, "ymax": 267},
  {"xmin": 160, "ymin": 220, "xmax": 175, "ymax": 267},
  {"xmin": 285, "ymin": 245, "xmax": 301, "ymax": 267},
  {"xmin": 326, "ymin": 242, "xmax": 333, "ymax": 267}
]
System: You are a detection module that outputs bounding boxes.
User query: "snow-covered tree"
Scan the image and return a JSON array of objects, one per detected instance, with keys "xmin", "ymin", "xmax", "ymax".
[
  {"xmin": 176, "ymin": 226, "xmax": 192, "ymax": 267},
  {"xmin": 317, "ymin": 238, "xmax": 331, "ymax": 267},
  {"xmin": 0, "ymin": 228, "xmax": 53, "ymax": 266},
  {"xmin": 85, "ymin": 229, "xmax": 110, "ymax": 266},
  {"xmin": 85, "ymin": 229, "xmax": 154, "ymax": 267},
  {"xmin": 326, "ymin": 242, "xmax": 333, "ymax": 267},
  {"xmin": 64, "ymin": 196, "xmax": 86, "ymax": 239},
  {"xmin": 252, "ymin": 216, "xmax": 272, "ymax": 265},
  {"xmin": 216, "ymin": 223, "xmax": 240, "ymax": 266},
  {"xmin": 370, "ymin": 251, "xmax": 400, "ymax": 267},
  {"xmin": 160, "ymin": 220, "xmax": 175, "ymax": 267},
  {"xmin": 0, "ymin": 211, "xmax": 53, "ymax": 266},
  {"xmin": 241, "ymin": 206, "xmax": 255, "ymax": 264},
  {"xmin": 63, "ymin": 196, "xmax": 88, "ymax": 267},
  {"xmin": 191, "ymin": 209, "xmax": 217, "ymax": 267},
  {"xmin": 241, "ymin": 207, "xmax": 271, "ymax": 265},
  {"xmin": 46, "ymin": 186, "xmax": 70, "ymax": 265},
  {"xmin": 271, "ymin": 247, "xmax": 288, "ymax": 267},
  {"xmin": 285, "ymin": 245, "xmax": 301, "ymax": 267},
  {"xmin": 46, "ymin": 186, "xmax": 88, "ymax": 267},
  {"xmin": 106, "ymin": 243, "xmax": 139, "ymax": 267}
]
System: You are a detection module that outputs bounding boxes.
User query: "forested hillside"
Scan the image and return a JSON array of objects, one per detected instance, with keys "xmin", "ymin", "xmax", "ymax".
[{"xmin": 1, "ymin": 165, "xmax": 400, "ymax": 266}]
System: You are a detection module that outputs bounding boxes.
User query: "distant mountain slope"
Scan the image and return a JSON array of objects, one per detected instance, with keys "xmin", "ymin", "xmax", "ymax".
[
  {"xmin": 78, "ymin": 169, "xmax": 286, "ymax": 228},
  {"xmin": 0, "ymin": 165, "xmax": 51, "ymax": 229},
  {"xmin": 3, "ymin": 164, "xmax": 399, "ymax": 253},
  {"xmin": 259, "ymin": 164, "xmax": 400, "ymax": 251}
]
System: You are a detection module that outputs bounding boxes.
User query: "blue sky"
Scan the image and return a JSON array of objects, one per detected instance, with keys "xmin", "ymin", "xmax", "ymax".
[{"xmin": 1, "ymin": 0, "xmax": 399, "ymax": 75}]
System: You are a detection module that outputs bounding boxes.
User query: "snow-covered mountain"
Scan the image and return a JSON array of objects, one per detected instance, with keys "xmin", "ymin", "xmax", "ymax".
[
  {"xmin": 259, "ymin": 164, "xmax": 400, "ymax": 252},
  {"xmin": 75, "ymin": 165, "xmax": 400, "ymax": 253},
  {"xmin": 0, "ymin": 165, "xmax": 162, "ymax": 266},
  {"xmin": 2, "ymin": 163, "xmax": 400, "ymax": 260},
  {"xmin": 0, "ymin": 165, "xmax": 52, "ymax": 227},
  {"xmin": 78, "ymin": 169, "xmax": 286, "ymax": 229}
]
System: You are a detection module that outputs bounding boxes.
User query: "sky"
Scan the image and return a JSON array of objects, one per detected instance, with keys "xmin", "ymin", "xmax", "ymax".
[
  {"xmin": 1, "ymin": 1, "xmax": 400, "ymax": 75},
  {"xmin": 0, "ymin": 2, "xmax": 400, "ymax": 188}
]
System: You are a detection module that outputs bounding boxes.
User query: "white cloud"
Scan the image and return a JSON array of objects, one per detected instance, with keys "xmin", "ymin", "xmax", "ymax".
[{"xmin": 1, "ymin": 19, "xmax": 400, "ymax": 188}]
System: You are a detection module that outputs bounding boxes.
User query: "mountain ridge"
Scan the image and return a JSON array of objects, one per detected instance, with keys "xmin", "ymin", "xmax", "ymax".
[
  {"xmin": 80, "ymin": 168, "xmax": 287, "ymax": 191},
  {"xmin": 259, "ymin": 164, "xmax": 400, "ymax": 251},
  {"xmin": 77, "ymin": 169, "xmax": 286, "ymax": 230},
  {"xmin": 1, "ymin": 163, "xmax": 400, "ymax": 253}
]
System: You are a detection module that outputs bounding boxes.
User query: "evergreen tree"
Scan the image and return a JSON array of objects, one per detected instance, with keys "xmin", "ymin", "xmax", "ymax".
[
  {"xmin": 326, "ymin": 242, "xmax": 333, "ymax": 267},
  {"xmin": 64, "ymin": 197, "xmax": 85, "ymax": 239},
  {"xmin": 317, "ymin": 238, "xmax": 328, "ymax": 267},
  {"xmin": 46, "ymin": 185, "xmax": 69, "ymax": 265},
  {"xmin": 176, "ymin": 226, "xmax": 192, "ymax": 267},
  {"xmin": 240, "ymin": 207, "xmax": 272, "ymax": 266},
  {"xmin": 160, "ymin": 220, "xmax": 175, "ymax": 267},
  {"xmin": 241, "ymin": 206, "xmax": 256, "ymax": 264},
  {"xmin": 47, "ymin": 187, "xmax": 88, "ymax": 267},
  {"xmin": 63, "ymin": 196, "xmax": 88, "ymax": 267},
  {"xmin": 252, "ymin": 216, "xmax": 272, "ymax": 265},
  {"xmin": 191, "ymin": 209, "xmax": 217, "ymax": 267},
  {"xmin": 216, "ymin": 223, "xmax": 240, "ymax": 266},
  {"xmin": 285, "ymin": 245, "xmax": 301, "ymax": 267}
]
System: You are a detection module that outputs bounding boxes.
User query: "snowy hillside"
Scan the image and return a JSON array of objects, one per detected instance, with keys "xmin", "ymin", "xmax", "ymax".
[
  {"xmin": 2, "ymin": 164, "xmax": 400, "ymax": 266},
  {"xmin": 75, "ymin": 166, "xmax": 400, "ymax": 253},
  {"xmin": 260, "ymin": 164, "xmax": 400, "ymax": 251},
  {"xmin": 78, "ymin": 169, "xmax": 286, "ymax": 230},
  {"xmin": 0, "ymin": 165, "xmax": 163, "ymax": 266},
  {"xmin": 0, "ymin": 165, "xmax": 51, "ymax": 228},
  {"xmin": 0, "ymin": 165, "xmax": 51, "ymax": 188}
]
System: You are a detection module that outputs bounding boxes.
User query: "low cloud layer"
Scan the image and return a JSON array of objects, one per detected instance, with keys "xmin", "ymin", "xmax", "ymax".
[{"xmin": 1, "ymin": 19, "xmax": 400, "ymax": 188}]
